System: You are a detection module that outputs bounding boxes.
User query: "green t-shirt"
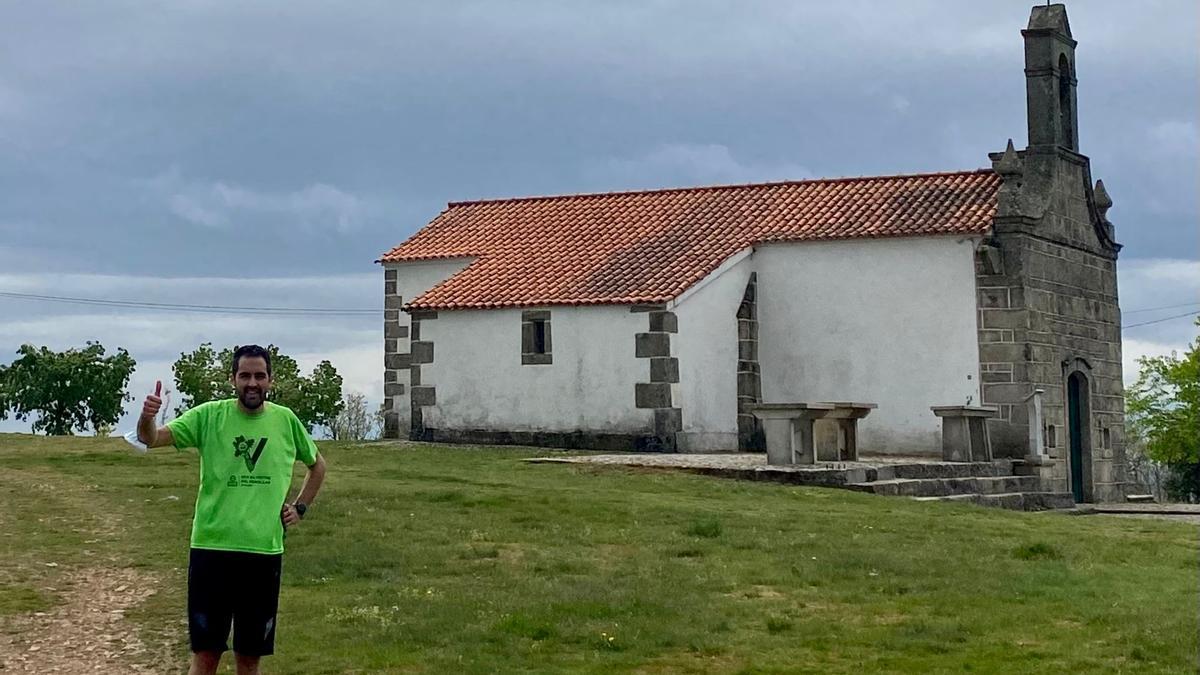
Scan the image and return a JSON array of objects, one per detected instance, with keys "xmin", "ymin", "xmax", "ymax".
[{"xmin": 168, "ymin": 399, "xmax": 319, "ymax": 554}]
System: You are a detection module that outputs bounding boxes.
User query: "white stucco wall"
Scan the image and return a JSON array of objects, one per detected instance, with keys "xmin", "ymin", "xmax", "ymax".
[
  {"xmin": 420, "ymin": 306, "xmax": 652, "ymax": 435},
  {"xmin": 755, "ymin": 236, "xmax": 982, "ymax": 454},
  {"xmin": 384, "ymin": 258, "xmax": 474, "ymax": 431},
  {"xmin": 387, "ymin": 236, "xmax": 979, "ymax": 454},
  {"xmin": 390, "ymin": 258, "xmax": 476, "ymax": 304},
  {"xmin": 671, "ymin": 252, "xmax": 755, "ymax": 452}
]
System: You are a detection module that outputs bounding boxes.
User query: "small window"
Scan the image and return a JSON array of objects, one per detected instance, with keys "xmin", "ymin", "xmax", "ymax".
[
  {"xmin": 532, "ymin": 320, "xmax": 547, "ymax": 354},
  {"xmin": 522, "ymin": 310, "xmax": 552, "ymax": 365},
  {"xmin": 1102, "ymin": 427, "xmax": 1111, "ymax": 449},
  {"xmin": 1046, "ymin": 425, "xmax": 1057, "ymax": 449}
]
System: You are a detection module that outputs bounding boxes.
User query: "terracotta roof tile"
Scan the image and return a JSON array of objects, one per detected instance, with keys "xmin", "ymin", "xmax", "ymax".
[{"xmin": 380, "ymin": 169, "xmax": 1001, "ymax": 310}]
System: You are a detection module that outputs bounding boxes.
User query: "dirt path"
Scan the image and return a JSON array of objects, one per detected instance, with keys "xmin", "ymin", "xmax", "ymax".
[
  {"xmin": 0, "ymin": 567, "xmax": 166, "ymax": 674},
  {"xmin": 0, "ymin": 466, "xmax": 177, "ymax": 673}
]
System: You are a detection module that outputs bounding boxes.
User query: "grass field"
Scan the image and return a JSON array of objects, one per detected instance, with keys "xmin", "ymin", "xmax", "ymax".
[{"xmin": 0, "ymin": 434, "xmax": 1196, "ymax": 673}]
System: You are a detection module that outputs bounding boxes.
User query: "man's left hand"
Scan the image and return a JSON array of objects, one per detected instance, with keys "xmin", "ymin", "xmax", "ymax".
[{"xmin": 281, "ymin": 504, "xmax": 301, "ymax": 528}]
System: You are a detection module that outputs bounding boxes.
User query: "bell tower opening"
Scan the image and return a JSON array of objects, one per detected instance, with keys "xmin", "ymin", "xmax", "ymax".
[{"xmin": 1058, "ymin": 54, "xmax": 1076, "ymax": 151}]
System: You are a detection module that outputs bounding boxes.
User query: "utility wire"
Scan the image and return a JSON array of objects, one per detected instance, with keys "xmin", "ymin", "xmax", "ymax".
[
  {"xmin": 0, "ymin": 288, "xmax": 1196, "ymax": 326},
  {"xmin": 1122, "ymin": 301, "xmax": 1200, "ymax": 315},
  {"xmin": 1122, "ymin": 311, "xmax": 1199, "ymax": 330},
  {"xmin": 0, "ymin": 291, "xmax": 381, "ymax": 316}
]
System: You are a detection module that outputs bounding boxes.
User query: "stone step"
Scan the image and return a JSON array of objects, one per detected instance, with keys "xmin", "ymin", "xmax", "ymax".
[
  {"xmin": 870, "ymin": 459, "xmax": 1015, "ymax": 481},
  {"xmin": 912, "ymin": 491, "xmax": 1077, "ymax": 511},
  {"xmin": 847, "ymin": 475, "xmax": 1042, "ymax": 497}
]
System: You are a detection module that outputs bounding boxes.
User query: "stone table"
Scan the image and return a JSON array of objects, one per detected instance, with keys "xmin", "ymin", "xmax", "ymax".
[
  {"xmin": 749, "ymin": 403, "xmax": 835, "ymax": 466},
  {"xmin": 816, "ymin": 402, "xmax": 879, "ymax": 461},
  {"xmin": 931, "ymin": 405, "xmax": 998, "ymax": 462}
]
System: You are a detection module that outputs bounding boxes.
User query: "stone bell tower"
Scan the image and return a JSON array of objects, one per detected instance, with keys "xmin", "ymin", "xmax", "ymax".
[
  {"xmin": 1023, "ymin": 3, "xmax": 1079, "ymax": 152},
  {"xmin": 975, "ymin": 4, "xmax": 1127, "ymax": 502}
]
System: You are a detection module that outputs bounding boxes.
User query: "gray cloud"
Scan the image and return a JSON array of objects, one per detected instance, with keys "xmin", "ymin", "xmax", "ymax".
[
  {"xmin": 0, "ymin": 2, "xmax": 1192, "ymax": 273},
  {"xmin": 0, "ymin": 271, "xmax": 382, "ymax": 435},
  {"xmin": 0, "ymin": 2, "xmax": 1195, "ymax": 433},
  {"xmin": 585, "ymin": 143, "xmax": 812, "ymax": 191},
  {"xmin": 1117, "ymin": 258, "xmax": 1200, "ymax": 383},
  {"xmin": 145, "ymin": 167, "xmax": 368, "ymax": 232}
]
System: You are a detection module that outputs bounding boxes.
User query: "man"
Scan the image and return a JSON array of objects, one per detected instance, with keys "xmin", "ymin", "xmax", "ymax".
[{"xmin": 138, "ymin": 344, "xmax": 327, "ymax": 675}]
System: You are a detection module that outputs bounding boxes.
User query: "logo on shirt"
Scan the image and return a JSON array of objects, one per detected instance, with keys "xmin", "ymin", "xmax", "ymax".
[{"xmin": 233, "ymin": 435, "xmax": 269, "ymax": 472}]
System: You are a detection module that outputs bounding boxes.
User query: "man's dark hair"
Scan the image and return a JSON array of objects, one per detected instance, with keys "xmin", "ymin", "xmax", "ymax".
[{"xmin": 231, "ymin": 344, "xmax": 272, "ymax": 376}]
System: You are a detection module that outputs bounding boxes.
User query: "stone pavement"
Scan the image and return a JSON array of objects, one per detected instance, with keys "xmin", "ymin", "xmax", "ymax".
[
  {"xmin": 523, "ymin": 453, "xmax": 1141, "ymax": 514},
  {"xmin": 1082, "ymin": 502, "xmax": 1200, "ymax": 525},
  {"xmin": 524, "ymin": 452, "xmax": 1022, "ymax": 493},
  {"xmin": 526, "ymin": 452, "xmax": 950, "ymax": 472}
]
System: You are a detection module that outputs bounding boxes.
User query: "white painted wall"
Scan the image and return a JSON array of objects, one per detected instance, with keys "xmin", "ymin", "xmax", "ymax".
[
  {"xmin": 384, "ymin": 258, "xmax": 474, "ymax": 431},
  {"xmin": 387, "ymin": 236, "xmax": 979, "ymax": 454},
  {"xmin": 671, "ymin": 252, "xmax": 755, "ymax": 452},
  {"xmin": 421, "ymin": 306, "xmax": 652, "ymax": 434},
  {"xmin": 755, "ymin": 236, "xmax": 982, "ymax": 454},
  {"xmin": 389, "ymin": 258, "xmax": 476, "ymax": 307}
]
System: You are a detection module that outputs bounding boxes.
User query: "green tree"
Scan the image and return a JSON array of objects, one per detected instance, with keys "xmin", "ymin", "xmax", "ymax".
[
  {"xmin": 0, "ymin": 364, "xmax": 10, "ymax": 421},
  {"xmin": 172, "ymin": 342, "xmax": 233, "ymax": 409},
  {"xmin": 296, "ymin": 360, "xmax": 344, "ymax": 433},
  {"xmin": 1126, "ymin": 318, "xmax": 1200, "ymax": 501},
  {"xmin": 0, "ymin": 342, "xmax": 136, "ymax": 435},
  {"xmin": 172, "ymin": 343, "xmax": 344, "ymax": 432},
  {"xmin": 331, "ymin": 392, "xmax": 376, "ymax": 441}
]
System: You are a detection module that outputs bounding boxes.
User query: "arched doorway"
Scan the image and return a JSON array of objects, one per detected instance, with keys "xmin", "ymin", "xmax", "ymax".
[{"xmin": 1064, "ymin": 360, "xmax": 1093, "ymax": 503}]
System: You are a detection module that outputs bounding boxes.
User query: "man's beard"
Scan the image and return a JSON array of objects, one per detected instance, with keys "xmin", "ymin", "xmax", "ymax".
[{"xmin": 239, "ymin": 387, "xmax": 265, "ymax": 410}]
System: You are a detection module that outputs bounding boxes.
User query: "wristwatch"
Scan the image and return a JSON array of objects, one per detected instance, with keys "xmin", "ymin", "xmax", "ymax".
[{"xmin": 293, "ymin": 502, "xmax": 308, "ymax": 519}]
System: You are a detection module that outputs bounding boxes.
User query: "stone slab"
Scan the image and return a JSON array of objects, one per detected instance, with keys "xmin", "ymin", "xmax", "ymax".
[
  {"xmin": 524, "ymin": 453, "xmax": 1021, "ymax": 486},
  {"xmin": 931, "ymin": 406, "xmax": 999, "ymax": 418}
]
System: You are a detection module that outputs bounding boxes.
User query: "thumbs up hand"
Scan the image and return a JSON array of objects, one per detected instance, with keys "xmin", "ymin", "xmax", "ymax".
[{"xmin": 141, "ymin": 380, "xmax": 163, "ymax": 419}]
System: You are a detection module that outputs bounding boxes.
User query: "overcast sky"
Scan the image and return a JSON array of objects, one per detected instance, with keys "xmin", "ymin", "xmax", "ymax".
[{"xmin": 1, "ymin": 1, "xmax": 1196, "ymax": 435}]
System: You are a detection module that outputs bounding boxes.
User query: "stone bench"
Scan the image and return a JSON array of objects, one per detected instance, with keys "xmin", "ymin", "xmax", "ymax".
[
  {"xmin": 750, "ymin": 402, "xmax": 877, "ymax": 466},
  {"xmin": 931, "ymin": 405, "xmax": 998, "ymax": 462}
]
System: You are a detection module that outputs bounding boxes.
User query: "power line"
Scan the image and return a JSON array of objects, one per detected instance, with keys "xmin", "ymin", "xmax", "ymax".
[
  {"xmin": 0, "ymin": 288, "xmax": 1196, "ymax": 327},
  {"xmin": 1122, "ymin": 311, "xmax": 1199, "ymax": 330},
  {"xmin": 0, "ymin": 291, "xmax": 382, "ymax": 316},
  {"xmin": 1123, "ymin": 301, "xmax": 1200, "ymax": 315}
]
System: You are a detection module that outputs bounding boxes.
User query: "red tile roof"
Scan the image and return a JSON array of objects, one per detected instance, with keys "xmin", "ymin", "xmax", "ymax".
[{"xmin": 380, "ymin": 169, "xmax": 1001, "ymax": 310}]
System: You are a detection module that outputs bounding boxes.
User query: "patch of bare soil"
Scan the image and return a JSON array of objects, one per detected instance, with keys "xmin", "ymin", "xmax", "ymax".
[
  {"xmin": 0, "ymin": 465, "xmax": 182, "ymax": 673},
  {"xmin": 0, "ymin": 567, "xmax": 168, "ymax": 674}
]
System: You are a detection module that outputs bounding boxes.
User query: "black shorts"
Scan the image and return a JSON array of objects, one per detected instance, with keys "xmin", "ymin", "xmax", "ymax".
[{"xmin": 187, "ymin": 548, "xmax": 283, "ymax": 657}]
